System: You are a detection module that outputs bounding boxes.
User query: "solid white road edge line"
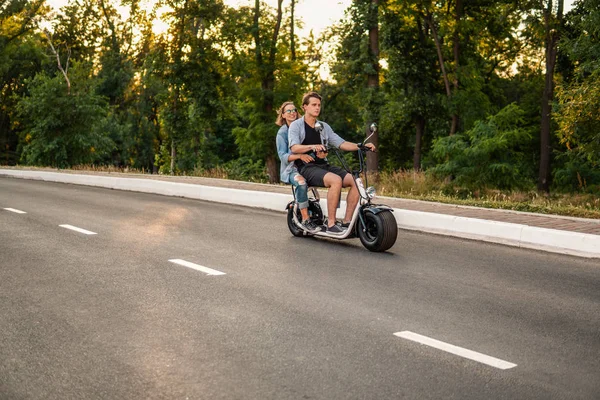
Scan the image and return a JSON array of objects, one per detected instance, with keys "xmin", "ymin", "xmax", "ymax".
[
  {"xmin": 394, "ymin": 331, "xmax": 517, "ymax": 370},
  {"xmin": 3, "ymin": 208, "xmax": 26, "ymax": 214},
  {"xmin": 59, "ymin": 224, "xmax": 97, "ymax": 235},
  {"xmin": 168, "ymin": 259, "xmax": 226, "ymax": 276}
]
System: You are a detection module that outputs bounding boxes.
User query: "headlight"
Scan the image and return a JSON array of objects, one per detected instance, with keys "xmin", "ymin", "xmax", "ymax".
[{"xmin": 366, "ymin": 186, "xmax": 376, "ymax": 199}]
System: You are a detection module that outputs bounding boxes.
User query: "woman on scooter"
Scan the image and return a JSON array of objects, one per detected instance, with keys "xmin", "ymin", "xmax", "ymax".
[{"xmin": 276, "ymin": 101, "xmax": 320, "ymax": 234}]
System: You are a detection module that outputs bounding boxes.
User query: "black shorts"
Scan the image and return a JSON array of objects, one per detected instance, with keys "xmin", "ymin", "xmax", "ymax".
[{"xmin": 298, "ymin": 163, "xmax": 348, "ymax": 187}]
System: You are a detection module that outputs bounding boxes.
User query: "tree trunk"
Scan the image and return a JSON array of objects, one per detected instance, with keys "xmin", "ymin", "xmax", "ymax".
[
  {"xmin": 413, "ymin": 116, "xmax": 425, "ymax": 171},
  {"xmin": 44, "ymin": 31, "xmax": 71, "ymax": 95},
  {"xmin": 449, "ymin": 0, "xmax": 463, "ymax": 136},
  {"xmin": 266, "ymin": 155, "xmax": 278, "ymax": 184},
  {"xmin": 425, "ymin": 9, "xmax": 458, "ymax": 136},
  {"xmin": 290, "ymin": 0, "xmax": 296, "ymax": 61},
  {"xmin": 254, "ymin": 0, "xmax": 283, "ymax": 183},
  {"xmin": 538, "ymin": 0, "xmax": 564, "ymax": 193},
  {"xmin": 425, "ymin": 13, "xmax": 451, "ymax": 99},
  {"xmin": 253, "ymin": 0, "xmax": 262, "ymax": 67},
  {"xmin": 170, "ymin": 140, "xmax": 176, "ymax": 175},
  {"xmin": 366, "ymin": 0, "xmax": 379, "ymax": 176}
]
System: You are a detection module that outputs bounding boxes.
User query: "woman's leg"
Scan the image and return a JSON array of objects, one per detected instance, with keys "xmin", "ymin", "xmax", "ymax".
[{"xmin": 289, "ymin": 172, "xmax": 309, "ymax": 221}]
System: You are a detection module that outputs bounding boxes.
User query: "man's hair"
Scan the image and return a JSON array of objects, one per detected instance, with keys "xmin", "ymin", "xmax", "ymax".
[{"xmin": 302, "ymin": 91, "xmax": 322, "ymax": 106}]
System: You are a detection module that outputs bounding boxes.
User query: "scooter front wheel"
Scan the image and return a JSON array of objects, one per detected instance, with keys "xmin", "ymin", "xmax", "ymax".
[{"xmin": 358, "ymin": 210, "xmax": 398, "ymax": 252}]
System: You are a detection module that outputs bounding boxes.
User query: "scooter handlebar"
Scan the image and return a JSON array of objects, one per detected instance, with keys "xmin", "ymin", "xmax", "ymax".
[{"xmin": 356, "ymin": 143, "xmax": 375, "ymax": 152}]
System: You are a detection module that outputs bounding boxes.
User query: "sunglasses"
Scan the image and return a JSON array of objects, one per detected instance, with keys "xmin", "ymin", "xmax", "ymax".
[{"xmin": 284, "ymin": 108, "xmax": 298, "ymax": 114}]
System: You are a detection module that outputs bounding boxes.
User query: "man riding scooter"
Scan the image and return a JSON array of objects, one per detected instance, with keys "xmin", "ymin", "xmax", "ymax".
[{"xmin": 288, "ymin": 92, "xmax": 376, "ymax": 234}]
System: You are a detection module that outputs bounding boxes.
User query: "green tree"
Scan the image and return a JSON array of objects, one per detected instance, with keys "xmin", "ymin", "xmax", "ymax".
[
  {"xmin": 15, "ymin": 64, "xmax": 112, "ymax": 167},
  {"xmin": 553, "ymin": 0, "xmax": 600, "ymax": 192},
  {"xmin": 430, "ymin": 104, "xmax": 534, "ymax": 190},
  {"xmin": 380, "ymin": 0, "xmax": 441, "ymax": 171},
  {"xmin": 0, "ymin": 0, "xmax": 46, "ymax": 164},
  {"xmin": 538, "ymin": 0, "xmax": 564, "ymax": 192},
  {"xmin": 233, "ymin": 0, "xmax": 309, "ymax": 183}
]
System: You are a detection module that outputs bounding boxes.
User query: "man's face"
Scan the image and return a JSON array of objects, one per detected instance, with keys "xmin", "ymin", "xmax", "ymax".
[{"xmin": 303, "ymin": 97, "xmax": 321, "ymax": 118}]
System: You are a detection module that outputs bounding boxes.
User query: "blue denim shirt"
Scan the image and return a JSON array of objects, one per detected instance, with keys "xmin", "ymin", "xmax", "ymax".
[
  {"xmin": 276, "ymin": 124, "xmax": 296, "ymax": 183},
  {"xmin": 288, "ymin": 116, "xmax": 345, "ymax": 151}
]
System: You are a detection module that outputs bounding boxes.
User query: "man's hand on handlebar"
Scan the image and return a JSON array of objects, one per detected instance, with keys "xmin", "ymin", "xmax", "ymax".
[
  {"xmin": 311, "ymin": 144, "xmax": 326, "ymax": 153},
  {"xmin": 359, "ymin": 143, "xmax": 376, "ymax": 152},
  {"xmin": 315, "ymin": 148, "xmax": 328, "ymax": 159}
]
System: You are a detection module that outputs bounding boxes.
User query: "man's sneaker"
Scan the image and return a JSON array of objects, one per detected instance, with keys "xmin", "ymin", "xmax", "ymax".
[
  {"xmin": 336, "ymin": 220, "xmax": 351, "ymax": 229},
  {"xmin": 301, "ymin": 219, "xmax": 321, "ymax": 234},
  {"xmin": 326, "ymin": 224, "xmax": 347, "ymax": 234}
]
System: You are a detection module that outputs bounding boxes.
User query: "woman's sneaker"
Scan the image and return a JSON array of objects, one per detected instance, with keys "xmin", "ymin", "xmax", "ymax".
[{"xmin": 301, "ymin": 219, "xmax": 321, "ymax": 234}]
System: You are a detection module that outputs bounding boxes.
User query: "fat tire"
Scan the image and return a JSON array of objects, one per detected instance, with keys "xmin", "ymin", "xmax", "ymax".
[
  {"xmin": 357, "ymin": 210, "xmax": 398, "ymax": 252},
  {"xmin": 286, "ymin": 201, "xmax": 323, "ymax": 237},
  {"xmin": 287, "ymin": 206, "xmax": 306, "ymax": 237}
]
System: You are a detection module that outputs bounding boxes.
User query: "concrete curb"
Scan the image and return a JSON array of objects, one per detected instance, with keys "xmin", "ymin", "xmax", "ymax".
[{"xmin": 2, "ymin": 169, "xmax": 599, "ymax": 259}]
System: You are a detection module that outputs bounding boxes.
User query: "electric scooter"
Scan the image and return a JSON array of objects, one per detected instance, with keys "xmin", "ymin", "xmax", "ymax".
[{"xmin": 285, "ymin": 123, "xmax": 398, "ymax": 252}]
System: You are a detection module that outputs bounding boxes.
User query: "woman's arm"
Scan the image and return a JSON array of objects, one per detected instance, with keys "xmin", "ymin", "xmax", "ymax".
[{"xmin": 288, "ymin": 153, "xmax": 315, "ymax": 163}]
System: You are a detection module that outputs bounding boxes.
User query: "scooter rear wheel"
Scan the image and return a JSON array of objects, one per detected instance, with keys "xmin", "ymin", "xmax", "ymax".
[
  {"xmin": 358, "ymin": 210, "xmax": 398, "ymax": 252},
  {"xmin": 287, "ymin": 206, "xmax": 305, "ymax": 237},
  {"xmin": 286, "ymin": 201, "xmax": 324, "ymax": 237}
]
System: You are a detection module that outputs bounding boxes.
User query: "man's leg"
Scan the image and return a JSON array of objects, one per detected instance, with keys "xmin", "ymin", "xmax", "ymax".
[
  {"xmin": 342, "ymin": 174, "xmax": 359, "ymax": 223},
  {"xmin": 323, "ymin": 172, "xmax": 343, "ymax": 228}
]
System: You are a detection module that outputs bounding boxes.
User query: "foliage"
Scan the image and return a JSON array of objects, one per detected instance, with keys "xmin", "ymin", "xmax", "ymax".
[
  {"xmin": 553, "ymin": 0, "xmax": 600, "ymax": 191},
  {"xmin": 0, "ymin": 0, "xmax": 598, "ymax": 206},
  {"xmin": 15, "ymin": 64, "xmax": 113, "ymax": 167},
  {"xmin": 0, "ymin": 0, "xmax": 47, "ymax": 164},
  {"xmin": 430, "ymin": 104, "xmax": 534, "ymax": 190}
]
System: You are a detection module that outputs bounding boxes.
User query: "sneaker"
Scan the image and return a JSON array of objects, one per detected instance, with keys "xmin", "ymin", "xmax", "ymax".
[
  {"xmin": 326, "ymin": 224, "xmax": 347, "ymax": 234},
  {"xmin": 336, "ymin": 220, "xmax": 350, "ymax": 229},
  {"xmin": 301, "ymin": 219, "xmax": 321, "ymax": 234}
]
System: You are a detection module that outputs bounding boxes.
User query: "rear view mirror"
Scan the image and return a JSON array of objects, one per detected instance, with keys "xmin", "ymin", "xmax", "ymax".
[
  {"xmin": 314, "ymin": 121, "xmax": 324, "ymax": 133},
  {"xmin": 364, "ymin": 122, "xmax": 378, "ymax": 144}
]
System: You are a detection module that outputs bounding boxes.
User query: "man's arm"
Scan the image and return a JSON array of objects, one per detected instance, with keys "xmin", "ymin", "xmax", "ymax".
[
  {"xmin": 324, "ymin": 123, "xmax": 375, "ymax": 152},
  {"xmin": 339, "ymin": 141, "xmax": 376, "ymax": 152},
  {"xmin": 288, "ymin": 118, "xmax": 325, "ymax": 154},
  {"xmin": 290, "ymin": 143, "xmax": 326, "ymax": 154}
]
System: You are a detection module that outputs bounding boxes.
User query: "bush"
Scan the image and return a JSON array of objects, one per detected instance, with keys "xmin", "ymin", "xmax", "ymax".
[
  {"xmin": 15, "ymin": 66, "xmax": 113, "ymax": 168},
  {"xmin": 553, "ymin": 150, "xmax": 600, "ymax": 194},
  {"xmin": 429, "ymin": 104, "xmax": 535, "ymax": 190},
  {"xmin": 221, "ymin": 157, "xmax": 267, "ymax": 182}
]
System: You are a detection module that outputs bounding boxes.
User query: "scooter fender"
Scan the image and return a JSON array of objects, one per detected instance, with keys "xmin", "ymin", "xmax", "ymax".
[
  {"xmin": 355, "ymin": 205, "xmax": 394, "ymax": 235},
  {"xmin": 362, "ymin": 204, "xmax": 394, "ymax": 215}
]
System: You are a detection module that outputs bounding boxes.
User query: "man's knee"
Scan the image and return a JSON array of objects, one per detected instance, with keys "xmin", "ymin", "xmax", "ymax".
[
  {"xmin": 342, "ymin": 174, "xmax": 356, "ymax": 187},
  {"xmin": 324, "ymin": 174, "xmax": 342, "ymax": 188}
]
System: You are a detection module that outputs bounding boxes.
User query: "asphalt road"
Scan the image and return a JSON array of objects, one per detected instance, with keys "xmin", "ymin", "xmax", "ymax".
[{"xmin": 1, "ymin": 177, "xmax": 599, "ymax": 400}]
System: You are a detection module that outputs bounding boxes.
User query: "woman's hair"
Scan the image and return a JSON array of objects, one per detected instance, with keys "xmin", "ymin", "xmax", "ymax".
[{"xmin": 275, "ymin": 101, "xmax": 297, "ymax": 126}]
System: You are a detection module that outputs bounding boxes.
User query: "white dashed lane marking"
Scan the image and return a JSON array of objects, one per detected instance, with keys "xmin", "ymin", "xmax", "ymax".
[
  {"xmin": 168, "ymin": 259, "xmax": 226, "ymax": 276},
  {"xmin": 59, "ymin": 224, "xmax": 97, "ymax": 235},
  {"xmin": 3, "ymin": 208, "xmax": 26, "ymax": 214},
  {"xmin": 394, "ymin": 331, "xmax": 517, "ymax": 370}
]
